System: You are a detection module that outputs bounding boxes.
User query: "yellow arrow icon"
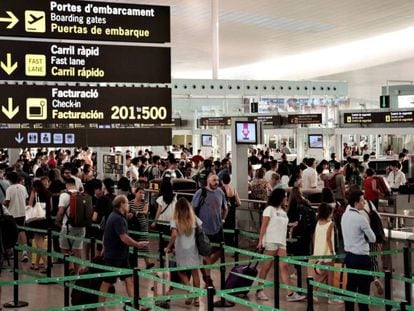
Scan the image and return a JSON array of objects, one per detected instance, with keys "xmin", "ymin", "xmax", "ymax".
[
  {"xmin": 0, "ymin": 11, "xmax": 19, "ymax": 29},
  {"xmin": 1, "ymin": 53, "xmax": 18, "ymax": 75},
  {"xmin": 2, "ymin": 98, "xmax": 19, "ymax": 120}
]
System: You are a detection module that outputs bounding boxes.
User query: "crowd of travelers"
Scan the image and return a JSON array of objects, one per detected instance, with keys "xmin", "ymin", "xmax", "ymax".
[{"xmin": 0, "ymin": 144, "xmax": 410, "ymax": 310}]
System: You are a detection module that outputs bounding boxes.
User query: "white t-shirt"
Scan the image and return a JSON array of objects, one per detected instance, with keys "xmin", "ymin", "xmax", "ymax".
[
  {"xmin": 58, "ymin": 190, "xmax": 77, "ymax": 225},
  {"xmin": 262, "ymin": 205, "xmax": 289, "ymax": 246},
  {"xmin": 387, "ymin": 170, "xmax": 406, "ymax": 189},
  {"xmin": 71, "ymin": 175, "xmax": 84, "ymax": 192},
  {"xmin": 5, "ymin": 184, "xmax": 28, "ymax": 218},
  {"xmin": 302, "ymin": 167, "xmax": 318, "ymax": 189},
  {"xmin": 264, "ymin": 170, "xmax": 276, "ymax": 183},
  {"xmin": 156, "ymin": 195, "xmax": 177, "ymax": 222}
]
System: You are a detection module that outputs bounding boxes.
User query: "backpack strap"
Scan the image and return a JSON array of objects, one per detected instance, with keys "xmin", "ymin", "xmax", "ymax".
[
  {"xmin": 195, "ymin": 188, "xmax": 207, "ymax": 216},
  {"xmin": 0, "ymin": 182, "xmax": 6, "ymax": 197}
]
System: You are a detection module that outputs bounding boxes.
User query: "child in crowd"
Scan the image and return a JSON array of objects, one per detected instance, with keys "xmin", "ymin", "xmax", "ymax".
[{"xmin": 309, "ymin": 203, "xmax": 343, "ymax": 305}]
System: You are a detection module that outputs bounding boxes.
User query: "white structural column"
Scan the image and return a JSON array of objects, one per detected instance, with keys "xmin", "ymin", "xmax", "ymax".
[{"xmin": 211, "ymin": 0, "xmax": 219, "ymax": 79}]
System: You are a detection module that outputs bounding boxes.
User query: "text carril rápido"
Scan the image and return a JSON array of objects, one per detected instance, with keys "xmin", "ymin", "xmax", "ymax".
[
  {"xmin": 52, "ymin": 88, "xmax": 98, "ymax": 100},
  {"xmin": 52, "ymin": 110, "xmax": 104, "ymax": 120},
  {"xmin": 51, "ymin": 45, "xmax": 100, "ymax": 58}
]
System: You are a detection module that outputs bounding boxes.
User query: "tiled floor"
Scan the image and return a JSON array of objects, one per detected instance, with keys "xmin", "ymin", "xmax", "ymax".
[{"xmin": 1, "ymin": 250, "xmax": 407, "ymax": 311}]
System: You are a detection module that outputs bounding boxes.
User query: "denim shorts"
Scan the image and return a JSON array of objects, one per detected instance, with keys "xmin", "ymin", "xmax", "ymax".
[{"xmin": 264, "ymin": 242, "xmax": 285, "ymax": 251}]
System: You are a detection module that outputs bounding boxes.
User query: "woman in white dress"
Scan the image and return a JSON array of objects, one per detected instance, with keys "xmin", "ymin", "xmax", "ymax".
[{"xmin": 165, "ymin": 197, "xmax": 202, "ymax": 307}]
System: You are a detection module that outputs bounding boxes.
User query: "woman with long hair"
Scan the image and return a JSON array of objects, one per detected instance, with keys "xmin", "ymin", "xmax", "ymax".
[
  {"xmin": 27, "ymin": 179, "xmax": 52, "ymax": 272},
  {"xmin": 165, "ymin": 197, "xmax": 201, "ymax": 306},
  {"xmin": 256, "ymin": 189, "xmax": 306, "ymax": 302},
  {"xmin": 128, "ymin": 187, "xmax": 154, "ymax": 269},
  {"xmin": 220, "ymin": 173, "xmax": 241, "ymax": 246},
  {"xmin": 286, "ymin": 187, "xmax": 316, "ymax": 257},
  {"xmin": 151, "ymin": 177, "xmax": 177, "ymax": 247}
]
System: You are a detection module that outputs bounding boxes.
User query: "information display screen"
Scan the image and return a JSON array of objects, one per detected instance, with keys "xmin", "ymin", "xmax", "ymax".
[
  {"xmin": 308, "ymin": 134, "xmax": 323, "ymax": 149},
  {"xmin": 235, "ymin": 121, "xmax": 257, "ymax": 144},
  {"xmin": 201, "ymin": 134, "xmax": 213, "ymax": 147}
]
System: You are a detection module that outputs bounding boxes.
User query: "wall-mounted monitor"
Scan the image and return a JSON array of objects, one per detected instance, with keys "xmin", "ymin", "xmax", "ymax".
[
  {"xmin": 308, "ymin": 134, "xmax": 323, "ymax": 149},
  {"xmin": 201, "ymin": 134, "xmax": 213, "ymax": 147},
  {"xmin": 235, "ymin": 121, "xmax": 257, "ymax": 144}
]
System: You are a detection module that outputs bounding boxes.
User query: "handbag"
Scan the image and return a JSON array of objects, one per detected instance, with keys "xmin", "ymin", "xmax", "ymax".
[
  {"xmin": 195, "ymin": 223, "xmax": 211, "ymax": 256},
  {"xmin": 25, "ymin": 196, "xmax": 46, "ymax": 224}
]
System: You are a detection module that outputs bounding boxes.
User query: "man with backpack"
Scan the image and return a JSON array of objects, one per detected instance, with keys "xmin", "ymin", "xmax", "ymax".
[
  {"xmin": 191, "ymin": 174, "xmax": 228, "ymax": 288},
  {"xmin": 55, "ymin": 178, "xmax": 92, "ymax": 274}
]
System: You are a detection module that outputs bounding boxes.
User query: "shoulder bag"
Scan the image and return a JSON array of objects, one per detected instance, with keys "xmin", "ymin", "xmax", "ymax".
[{"xmin": 195, "ymin": 222, "xmax": 211, "ymax": 256}]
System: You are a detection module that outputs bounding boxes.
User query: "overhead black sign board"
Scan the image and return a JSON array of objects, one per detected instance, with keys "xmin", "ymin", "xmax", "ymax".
[
  {"xmin": 288, "ymin": 114, "xmax": 322, "ymax": 124},
  {"xmin": 0, "ymin": 40, "xmax": 170, "ymax": 83},
  {"xmin": 1, "ymin": 128, "xmax": 172, "ymax": 147},
  {"xmin": 199, "ymin": 115, "xmax": 283, "ymax": 127},
  {"xmin": 0, "ymin": 85, "xmax": 171, "ymax": 124},
  {"xmin": 248, "ymin": 115, "xmax": 282, "ymax": 126},
  {"xmin": 199, "ymin": 117, "xmax": 232, "ymax": 127},
  {"xmin": 0, "ymin": 0, "xmax": 170, "ymax": 43},
  {"xmin": 344, "ymin": 111, "xmax": 414, "ymax": 124}
]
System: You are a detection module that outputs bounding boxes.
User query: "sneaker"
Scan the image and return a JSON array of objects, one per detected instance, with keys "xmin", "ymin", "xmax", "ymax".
[
  {"xmin": 328, "ymin": 299, "xmax": 344, "ymax": 305},
  {"xmin": 21, "ymin": 252, "xmax": 28, "ymax": 263},
  {"xmin": 256, "ymin": 290, "xmax": 269, "ymax": 301},
  {"xmin": 313, "ymin": 296, "xmax": 319, "ymax": 303},
  {"xmin": 286, "ymin": 292, "xmax": 306, "ymax": 302},
  {"xmin": 374, "ymin": 279, "xmax": 384, "ymax": 296}
]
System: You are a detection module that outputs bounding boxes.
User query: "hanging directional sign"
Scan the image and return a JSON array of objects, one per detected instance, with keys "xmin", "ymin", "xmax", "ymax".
[
  {"xmin": 0, "ymin": 40, "xmax": 170, "ymax": 83},
  {"xmin": 0, "ymin": 0, "xmax": 170, "ymax": 43},
  {"xmin": 344, "ymin": 111, "xmax": 414, "ymax": 124},
  {"xmin": 0, "ymin": 85, "xmax": 171, "ymax": 124},
  {"xmin": 2, "ymin": 128, "xmax": 172, "ymax": 148}
]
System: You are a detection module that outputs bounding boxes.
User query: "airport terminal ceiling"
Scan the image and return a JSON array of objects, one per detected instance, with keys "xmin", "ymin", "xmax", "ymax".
[{"xmin": 109, "ymin": 0, "xmax": 414, "ymax": 103}]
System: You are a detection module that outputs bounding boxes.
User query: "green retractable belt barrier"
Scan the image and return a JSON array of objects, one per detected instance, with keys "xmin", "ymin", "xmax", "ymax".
[{"xmin": 5, "ymin": 222, "xmax": 414, "ymax": 310}]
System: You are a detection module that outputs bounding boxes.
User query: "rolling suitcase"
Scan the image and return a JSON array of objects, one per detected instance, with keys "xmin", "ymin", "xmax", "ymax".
[{"xmin": 225, "ymin": 251, "xmax": 262, "ymax": 297}]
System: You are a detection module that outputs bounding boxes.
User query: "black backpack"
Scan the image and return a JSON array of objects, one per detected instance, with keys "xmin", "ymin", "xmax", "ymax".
[{"xmin": 366, "ymin": 201, "xmax": 385, "ymax": 243}]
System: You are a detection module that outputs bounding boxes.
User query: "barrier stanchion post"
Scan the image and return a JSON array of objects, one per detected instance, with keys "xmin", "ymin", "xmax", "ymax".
[
  {"xmin": 132, "ymin": 247, "xmax": 138, "ymax": 268},
  {"xmin": 384, "ymin": 220, "xmax": 393, "ymax": 271},
  {"xmin": 133, "ymin": 268, "xmax": 140, "ymax": 309},
  {"xmin": 207, "ymin": 286, "xmax": 215, "ymax": 311},
  {"xmin": 403, "ymin": 246, "xmax": 412, "ymax": 305},
  {"xmin": 3, "ymin": 246, "xmax": 29, "ymax": 308},
  {"xmin": 384, "ymin": 270, "xmax": 392, "ymax": 311},
  {"xmin": 234, "ymin": 229, "xmax": 239, "ymax": 265},
  {"xmin": 159, "ymin": 232, "xmax": 164, "ymax": 268},
  {"xmin": 296, "ymin": 264, "xmax": 302, "ymax": 289},
  {"xmin": 47, "ymin": 227, "xmax": 53, "ymax": 278},
  {"xmin": 400, "ymin": 300, "xmax": 408, "ymax": 311},
  {"xmin": 63, "ymin": 254, "xmax": 70, "ymax": 307},
  {"xmin": 214, "ymin": 242, "xmax": 235, "ymax": 307},
  {"xmin": 306, "ymin": 276, "xmax": 314, "ymax": 311},
  {"xmin": 274, "ymin": 255, "xmax": 280, "ymax": 309},
  {"xmin": 90, "ymin": 237, "xmax": 96, "ymax": 259}
]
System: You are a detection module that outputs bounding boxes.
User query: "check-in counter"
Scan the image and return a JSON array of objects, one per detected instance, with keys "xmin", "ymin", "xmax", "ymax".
[{"xmin": 395, "ymin": 194, "xmax": 414, "ymax": 228}]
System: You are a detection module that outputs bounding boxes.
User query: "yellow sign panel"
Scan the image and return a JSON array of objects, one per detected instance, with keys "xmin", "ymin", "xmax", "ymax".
[
  {"xmin": 25, "ymin": 10, "xmax": 46, "ymax": 33},
  {"xmin": 26, "ymin": 98, "xmax": 47, "ymax": 120},
  {"xmin": 385, "ymin": 115, "xmax": 390, "ymax": 123},
  {"xmin": 25, "ymin": 54, "xmax": 46, "ymax": 76}
]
